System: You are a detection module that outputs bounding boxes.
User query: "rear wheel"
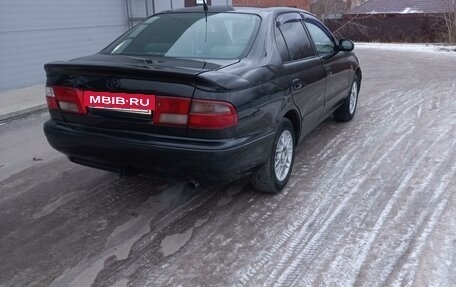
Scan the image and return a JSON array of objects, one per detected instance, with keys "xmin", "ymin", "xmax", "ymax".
[
  {"xmin": 252, "ymin": 118, "xmax": 295, "ymax": 194},
  {"xmin": 333, "ymin": 76, "xmax": 359, "ymax": 122}
]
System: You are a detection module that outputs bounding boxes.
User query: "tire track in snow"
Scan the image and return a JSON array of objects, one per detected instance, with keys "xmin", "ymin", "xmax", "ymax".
[
  {"xmin": 390, "ymin": 162, "xmax": 456, "ymax": 286},
  {"xmin": 262, "ymin": 82, "xmax": 450, "ymax": 285},
  {"xmin": 284, "ymin": 134, "xmax": 444, "ymax": 287},
  {"xmin": 293, "ymin": 132, "xmax": 423, "ymax": 285},
  {"xmin": 414, "ymin": 183, "xmax": 456, "ymax": 287},
  {"xmin": 263, "ymin": 126, "xmax": 416, "ymax": 286},
  {"xmin": 314, "ymin": 82, "xmax": 454, "ymax": 282},
  {"xmin": 315, "ymin": 133, "xmax": 454, "ymax": 287},
  {"xmin": 236, "ymin": 136, "xmax": 366, "ymax": 286},
  {"xmin": 335, "ymin": 132, "xmax": 450, "ymax": 287},
  {"xmin": 263, "ymin": 83, "xmax": 434, "ymax": 285}
]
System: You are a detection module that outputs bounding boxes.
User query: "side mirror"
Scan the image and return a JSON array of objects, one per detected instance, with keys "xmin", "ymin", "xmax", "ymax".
[{"xmin": 338, "ymin": 39, "xmax": 354, "ymax": 51}]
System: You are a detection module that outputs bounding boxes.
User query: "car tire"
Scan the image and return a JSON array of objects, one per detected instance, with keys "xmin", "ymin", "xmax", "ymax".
[
  {"xmin": 333, "ymin": 75, "xmax": 359, "ymax": 122},
  {"xmin": 252, "ymin": 118, "xmax": 295, "ymax": 194}
]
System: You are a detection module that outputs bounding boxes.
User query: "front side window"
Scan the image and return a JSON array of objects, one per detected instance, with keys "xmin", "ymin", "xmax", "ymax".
[
  {"xmin": 305, "ymin": 20, "xmax": 336, "ymax": 55},
  {"xmin": 103, "ymin": 13, "xmax": 261, "ymax": 59},
  {"xmin": 276, "ymin": 13, "xmax": 314, "ymax": 61}
]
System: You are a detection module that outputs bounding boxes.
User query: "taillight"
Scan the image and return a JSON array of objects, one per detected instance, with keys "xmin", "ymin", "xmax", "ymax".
[
  {"xmin": 188, "ymin": 99, "xmax": 238, "ymax": 129},
  {"xmin": 45, "ymin": 86, "xmax": 58, "ymax": 110},
  {"xmin": 153, "ymin": 96, "xmax": 191, "ymax": 126},
  {"xmin": 153, "ymin": 97, "xmax": 238, "ymax": 129},
  {"xmin": 45, "ymin": 86, "xmax": 86, "ymax": 114}
]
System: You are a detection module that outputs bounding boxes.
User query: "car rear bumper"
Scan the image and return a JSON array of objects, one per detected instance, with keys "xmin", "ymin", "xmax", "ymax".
[{"xmin": 43, "ymin": 120, "xmax": 275, "ymax": 182}]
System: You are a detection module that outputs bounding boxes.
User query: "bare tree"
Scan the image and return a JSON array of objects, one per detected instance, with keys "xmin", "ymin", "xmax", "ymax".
[
  {"xmin": 310, "ymin": 0, "xmax": 368, "ymax": 20},
  {"xmin": 442, "ymin": 0, "xmax": 456, "ymax": 43},
  {"xmin": 310, "ymin": 0, "xmax": 370, "ymax": 38},
  {"xmin": 311, "ymin": 0, "xmax": 347, "ymax": 20},
  {"xmin": 332, "ymin": 14, "xmax": 370, "ymax": 37}
]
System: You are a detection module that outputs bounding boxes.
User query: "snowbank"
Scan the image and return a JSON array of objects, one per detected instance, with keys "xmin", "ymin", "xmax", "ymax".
[{"xmin": 355, "ymin": 43, "xmax": 456, "ymax": 55}]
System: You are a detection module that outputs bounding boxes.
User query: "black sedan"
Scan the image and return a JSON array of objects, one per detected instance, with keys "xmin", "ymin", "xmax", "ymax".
[{"xmin": 43, "ymin": 6, "xmax": 362, "ymax": 193}]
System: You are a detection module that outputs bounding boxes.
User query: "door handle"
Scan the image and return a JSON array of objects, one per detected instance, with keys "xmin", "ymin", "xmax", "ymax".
[
  {"xmin": 325, "ymin": 67, "xmax": 333, "ymax": 76},
  {"xmin": 292, "ymin": 78, "xmax": 304, "ymax": 90}
]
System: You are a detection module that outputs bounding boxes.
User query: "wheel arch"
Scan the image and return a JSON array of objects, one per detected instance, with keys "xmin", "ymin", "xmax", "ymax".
[
  {"xmin": 283, "ymin": 109, "xmax": 301, "ymax": 144},
  {"xmin": 355, "ymin": 67, "xmax": 362, "ymax": 89}
]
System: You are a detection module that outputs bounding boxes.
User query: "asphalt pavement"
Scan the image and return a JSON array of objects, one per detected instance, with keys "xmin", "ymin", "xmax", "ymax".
[{"xmin": 0, "ymin": 48, "xmax": 455, "ymax": 287}]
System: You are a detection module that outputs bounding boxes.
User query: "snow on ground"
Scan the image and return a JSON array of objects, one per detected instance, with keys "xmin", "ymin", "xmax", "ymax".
[
  {"xmin": 400, "ymin": 8, "xmax": 423, "ymax": 14},
  {"xmin": 356, "ymin": 42, "xmax": 456, "ymax": 55}
]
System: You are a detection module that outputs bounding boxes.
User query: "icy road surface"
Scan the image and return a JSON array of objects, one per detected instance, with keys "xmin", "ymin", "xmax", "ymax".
[{"xmin": 0, "ymin": 48, "xmax": 455, "ymax": 287}]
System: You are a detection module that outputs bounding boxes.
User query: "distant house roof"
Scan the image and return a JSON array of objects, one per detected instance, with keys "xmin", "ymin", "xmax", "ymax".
[{"xmin": 350, "ymin": 0, "xmax": 452, "ymax": 14}]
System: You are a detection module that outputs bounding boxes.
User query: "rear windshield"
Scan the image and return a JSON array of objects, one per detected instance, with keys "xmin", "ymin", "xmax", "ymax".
[{"xmin": 103, "ymin": 12, "xmax": 261, "ymax": 59}]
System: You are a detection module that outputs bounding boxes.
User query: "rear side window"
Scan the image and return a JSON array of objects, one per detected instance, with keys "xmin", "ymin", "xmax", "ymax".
[
  {"xmin": 103, "ymin": 13, "xmax": 261, "ymax": 59},
  {"xmin": 276, "ymin": 13, "xmax": 314, "ymax": 61},
  {"xmin": 274, "ymin": 25, "xmax": 291, "ymax": 62}
]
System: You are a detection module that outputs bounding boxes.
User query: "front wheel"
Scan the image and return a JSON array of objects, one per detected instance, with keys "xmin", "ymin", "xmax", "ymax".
[
  {"xmin": 333, "ymin": 76, "xmax": 359, "ymax": 122},
  {"xmin": 252, "ymin": 118, "xmax": 295, "ymax": 194}
]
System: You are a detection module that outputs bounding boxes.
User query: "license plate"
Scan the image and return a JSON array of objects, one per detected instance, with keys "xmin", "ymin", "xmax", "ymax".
[{"xmin": 83, "ymin": 91, "xmax": 155, "ymax": 114}]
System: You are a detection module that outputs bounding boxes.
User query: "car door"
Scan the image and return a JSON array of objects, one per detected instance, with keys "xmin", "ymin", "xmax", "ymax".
[
  {"xmin": 303, "ymin": 16, "xmax": 351, "ymax": 113},
  {"xmin": 274, "ymin": 12, "xmax": 327, "ymax": 138}
]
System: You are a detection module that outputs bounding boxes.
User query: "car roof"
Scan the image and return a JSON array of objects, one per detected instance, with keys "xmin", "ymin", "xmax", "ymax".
[{"xmin": 159, "ymin": 5, "xmax": 314, "ymax": 17}]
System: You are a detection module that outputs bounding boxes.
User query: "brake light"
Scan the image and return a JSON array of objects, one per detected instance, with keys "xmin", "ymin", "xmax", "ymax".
[
  {"xmin": 188, "ymin": 99, "xmax": 238, "ymax": 129},
  {"xmin": 46, "ymin": 86, "xmax": 86, "ymax": 114},
  {"xmin": 153, "ymin": 97, "xmax": 238, "ymax": 129}
]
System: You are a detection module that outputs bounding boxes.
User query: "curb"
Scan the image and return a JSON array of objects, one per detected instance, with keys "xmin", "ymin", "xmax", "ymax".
[{"xmin": 0, "ymin": 104, "xmax": 48, "ymax": 122}]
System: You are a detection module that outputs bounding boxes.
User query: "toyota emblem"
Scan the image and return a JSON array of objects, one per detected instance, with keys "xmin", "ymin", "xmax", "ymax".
[{"xmin": 106, "ymin": 78, "xmax": 121, "ymax": 90}]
